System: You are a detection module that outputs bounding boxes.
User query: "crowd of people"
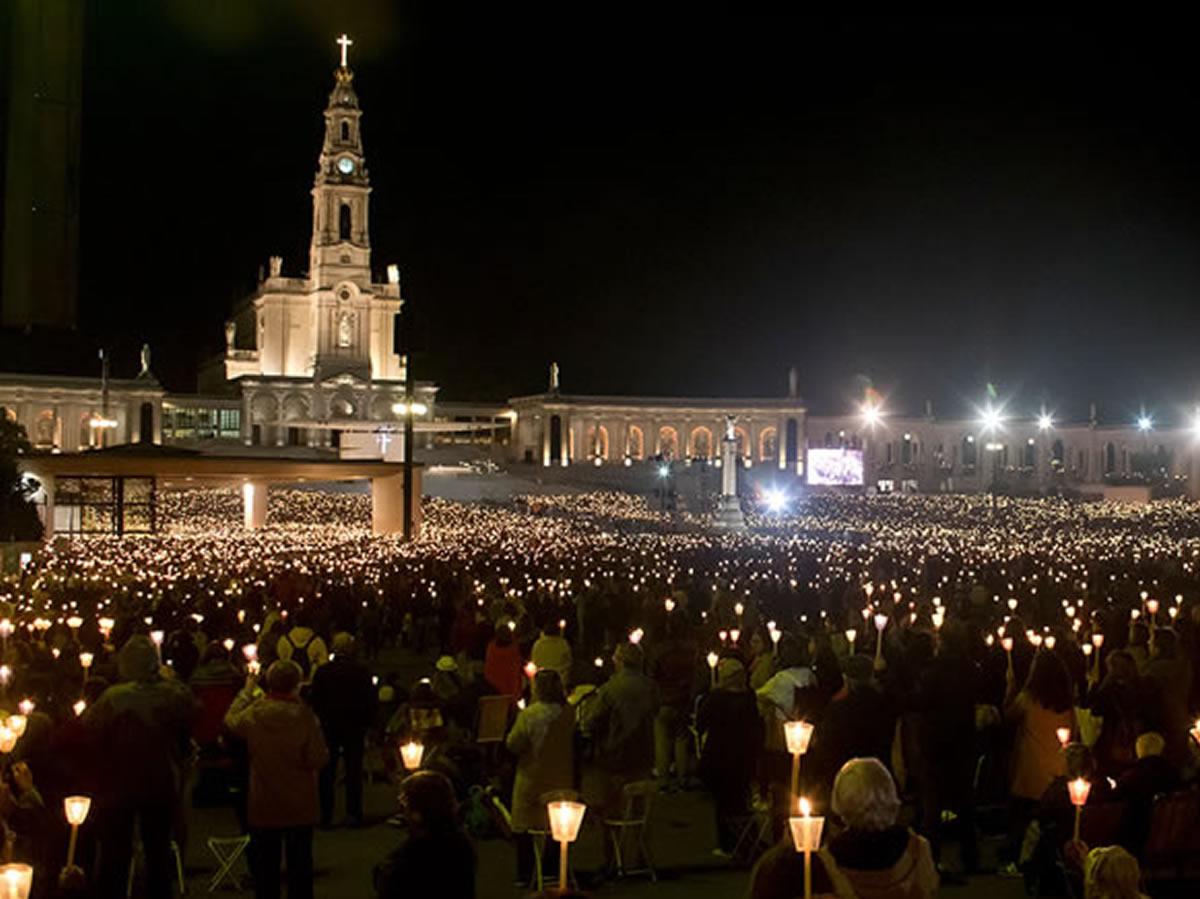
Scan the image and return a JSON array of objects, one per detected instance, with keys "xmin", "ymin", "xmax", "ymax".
[{"xmin": 0, "ymin": 488, "xmax": 1199, "ymax": 897}]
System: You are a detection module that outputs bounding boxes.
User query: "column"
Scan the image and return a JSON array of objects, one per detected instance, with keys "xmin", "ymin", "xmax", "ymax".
[
  {"xmin": 243, "ymin": 481, "xmax": 268, "ymax": 530},
  {"xmin": 242, "ymin": 391, "xmax": 253, "ymax": 446},
  {"xmin": 39, "ymin": 474, "xmax": 56, "ymax": 539},
  {"xmin": 541, "ymin": 415, "xmax": 551, "ymax": 467},
  {"xmin": 371, "ymin": 473, "xmax": 403, "ymax": 535}
]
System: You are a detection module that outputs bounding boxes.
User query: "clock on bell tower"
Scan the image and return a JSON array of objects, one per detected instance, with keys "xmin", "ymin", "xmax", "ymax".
[{"xmin": 310, "ymin": 34, "xmax": 372, "ymax": 290}]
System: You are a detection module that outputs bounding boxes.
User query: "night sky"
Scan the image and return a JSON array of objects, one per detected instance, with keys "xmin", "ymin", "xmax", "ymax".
[{"xmin": 73, "ymin": 8, "xmax": 1200, "ymax": 420}]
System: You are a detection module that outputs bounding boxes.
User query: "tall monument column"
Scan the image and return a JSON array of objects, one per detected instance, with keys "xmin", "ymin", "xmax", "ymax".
[{"xmin": 714, "ymin": 415, "xmax": 747, "ymax": 531}]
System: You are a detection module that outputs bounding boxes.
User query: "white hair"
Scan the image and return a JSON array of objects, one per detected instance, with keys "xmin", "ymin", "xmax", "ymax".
[{"xmin": 831, "ymin": 757, "xmax": 901, "ymax": 831}]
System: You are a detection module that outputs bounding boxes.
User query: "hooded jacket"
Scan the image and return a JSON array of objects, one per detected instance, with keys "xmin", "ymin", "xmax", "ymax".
[
  {"xmin": 225, "ymin": 688, "xmax": 329, "ymax": 828},
  {"xmin": 82, "ymin": 636, "xmax": 196, "ymax": 803}
]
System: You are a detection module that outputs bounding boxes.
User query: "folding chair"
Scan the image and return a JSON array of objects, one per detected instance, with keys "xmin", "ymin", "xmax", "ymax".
[
  {"xmin": 127, "ymin": 840, "xmax": 186, "ymax": 897},
  {"xmin": 604, "ymin": 779, "xmax": 658, "ymax": 881},
  {"xmin": 206, "ymin": 835, "xmax": 250, "ymax": 892}
]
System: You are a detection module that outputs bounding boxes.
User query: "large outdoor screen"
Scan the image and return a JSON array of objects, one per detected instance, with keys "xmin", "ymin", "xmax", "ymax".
[{"xmin": 806, "ymin": 448, "xmax": 864, "ymax": 486}]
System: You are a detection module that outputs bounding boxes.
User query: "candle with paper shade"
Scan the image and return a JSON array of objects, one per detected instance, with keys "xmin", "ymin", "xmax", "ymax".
[
  {"xmin": 706, "ymin": 651, "xmax": 719, "ymax": 688},
  {"xmin": 7, "ymin": 716, "xmax": 25, "ymax": 739},
  {"xmin": 770, "ymin": 628, "xmax": 782, "ymax": 655},
  {"xmin": 73, "ymin": 700, "xmax": 86, "ymax": 717},
  {"xmin": 399, "ymin": 740, "xmax": 424, "ymax": 771},
  {"xmin": 150, "ymin": 630, "xmax": 164, "ymax": 662},
  {"xmin": 17, "ymin": 699, "xmax": 32, "ymax": 717},
  {"xmin": 784, "ymin": 720, "xmax": 815, "ymax": 813},
  {"xmin": 547, "ymin": 799, "xmax": 586, "ymax": 892},
  {"xmin": 0, "ymin": 864, "xmax": 32, "ymax": 899},
  {"xmin": 844, "ymin": 628, "xmax": 857, "ymax": 653},
  {"xmin": 78, "ymin": 652, "xmax": 93, "ymax": 681},
  {"xmin": 1056, "ymin": 726, "xmax": 1071, "ymax": 749},
  {"xmin": 1068, "ymin": 777, "xmax": 1091, "ymax": 841},
  {"xmin": 64, "ymin": 795, "xmax": 92, "ymax": 868},
  {"xmin": 0, "ymin": 726, "xmax": 16, "ymax": 754},
  {"xmin": 729, "ymin": 628, "xmax": 740, "ymax": 644},
  {"xmin": 873, "ymin": 613, "xmax": 888, "ymax": 661},
  {"xmin": 789, "ymin": 797, "xmax": 825, "ymax": 899}
]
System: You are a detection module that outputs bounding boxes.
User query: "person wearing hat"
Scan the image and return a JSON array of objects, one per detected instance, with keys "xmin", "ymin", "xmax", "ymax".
[
  {"xmin": 506, "ymin": 669, "xmax": 576, "ymax": 885},
  {"xmin": 697, "ymin": 657, "xmax": 763, "ymax": 857},
  {"xmin": 310, "ymin": 633, "xmax": 376, "ymax": 828},
  {"xmin": 225, "ymin": 659, "xmax": 329, "ymax": 899}
]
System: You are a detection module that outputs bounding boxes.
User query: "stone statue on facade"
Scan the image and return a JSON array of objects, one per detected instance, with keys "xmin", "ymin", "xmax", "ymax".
[
  {"xmin": 549, "ymin": 361, "xmax": 560, "ymax": 393},
  {"xmin": 269, "ymin": 255, "xmax": 283, "ymax": 278},
  {"xmin": 139, "ymin": 343, "xmax": 151, "ymax": 377},
  {"xmin": 724, "ymin": 413, "xmax": 737, "ymax": 442},
  {"xmin": 225, "ymin": 320, "xmax": 236, "ymax": 351}
]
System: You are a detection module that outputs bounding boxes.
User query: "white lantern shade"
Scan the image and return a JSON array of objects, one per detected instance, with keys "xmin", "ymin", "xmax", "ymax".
[
  {"xmin": 0, "ymin": 863, "xmax": 32, "ymax": 899},
  {"xmin": 6, "ymin": 716, "xmax": 25, "ymax": 739},
  {"xmin": 784, "ymin": 720, "xmax": 814, "ymax": 755},
  {"xmin": 0, "ymin": 727, "xmax": 15, "ymax": 754},
  {"xmin": 1067, "ymin": 777, "xmax": 1092, "ymax": 807},
  {"xmin": 64, "ymin": 795, "xmax": 92, "ymax": 826},
  {"xmin": 400, "ymin": 740, "xmax": 424, "ymax": 771},
  {"xmin": 788, "ymin": 812, "xmax": 825, "ymax": 852},
  {"xmin": 79, "ymin": 652, "xmax": 94, "ymax": 669},
  {"xmin": 547, "ymin": 800, "xmax": 586, "ymax": 843}
]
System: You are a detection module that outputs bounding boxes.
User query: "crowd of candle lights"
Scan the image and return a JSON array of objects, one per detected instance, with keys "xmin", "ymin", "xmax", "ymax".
[{"xmin": 3, "ymin": 487, "xmax": 1200, "ymax": 894}]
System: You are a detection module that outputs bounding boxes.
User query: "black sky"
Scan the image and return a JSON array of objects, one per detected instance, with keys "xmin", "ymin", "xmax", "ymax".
[{"xmin": 71, "ymin": 8, "xmax": 1200, "ymax": 421}]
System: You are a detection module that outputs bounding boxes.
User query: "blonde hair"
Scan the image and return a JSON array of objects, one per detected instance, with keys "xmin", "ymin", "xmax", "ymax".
[
  {"xmin": 831, "ymin": 757, "xmax": 900, "ymax": 831},
  {"xmin": 1084, "ymin": 846, "xmax": 1144, "ymax": 899}
]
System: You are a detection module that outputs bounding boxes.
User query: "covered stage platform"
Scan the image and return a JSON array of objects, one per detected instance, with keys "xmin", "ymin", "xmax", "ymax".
[{"xmin": 20, "ymin": 445, "xmax": 422, "ymax": 537}]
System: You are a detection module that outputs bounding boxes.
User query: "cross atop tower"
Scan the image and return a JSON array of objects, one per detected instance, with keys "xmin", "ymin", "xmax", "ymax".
[{"xmin": 337, "ymin": 33, "xmax": 353, "ymax": 68}]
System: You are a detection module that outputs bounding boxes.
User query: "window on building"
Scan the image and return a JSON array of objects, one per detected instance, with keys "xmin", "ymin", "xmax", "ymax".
[
  {"xmin": 340, "ymin": 121, "xmax": 350, "ymax": 142},
  {"xmin": 339, "ymin": 203, "xmax": 352, "ymax": 240}
]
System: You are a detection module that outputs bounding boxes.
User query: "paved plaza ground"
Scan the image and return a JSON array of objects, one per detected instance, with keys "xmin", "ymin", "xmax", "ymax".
[{"xmin": 173, "ymin": 647, "xmax": 1027, "ymax": 899}]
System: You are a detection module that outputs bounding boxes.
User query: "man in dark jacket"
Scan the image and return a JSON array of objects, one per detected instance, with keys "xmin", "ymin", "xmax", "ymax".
[
  {"xmin": 579, "ymin": 642, "xmax": 660, "ymax": 873},
  {"xmin": 84, "ymin": 635, "xmax": 196, "ymax": 899},
  {"xmin": 650, "ymin": 618, "xmax": 697, "ymax": 788},
  {"xmin": 915, "ymin": 624, "xmax": 981, "ymax": 876},
  {"xmin": 808, "ymin": 655, "xmax": 896, "ymax": 800},
  {"xmin": 309, "ymin": 632, "xmax": 376, "ymax": 827}
]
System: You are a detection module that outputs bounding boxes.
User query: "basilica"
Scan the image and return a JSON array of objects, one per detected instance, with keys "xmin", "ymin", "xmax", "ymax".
[{"xmin": 4, "ymin": 35, "xmax": 1200, "ymax": 539}]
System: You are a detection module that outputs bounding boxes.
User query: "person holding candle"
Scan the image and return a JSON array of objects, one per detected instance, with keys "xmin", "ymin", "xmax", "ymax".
[
  {"xmin": 1140, "ymin": 629, "xmax": 1192, "ymax": 768},
  {"xmin": 530, "ymin": 620, "xmax": 573, "ymax": 690},
  {"xmin": 224, "ymin": 659, "xmax": 329, "ymax": 899},
  {"xmin": 505, "ymin": 669, "xmax": 575, "ymax": 886},
  {"xmin": 310, "ymin": 633, "xmax": 376, "ymax": 829},
  {"xmin": 82, "ymin": 634, "xmax": 195, "ymax": 899},
  {"xmin": 578, "ymin": 641, "xmax": 660, "ymax": 878},
  {"xmin": 373, "ymin": 770, "xmax": 476, "ymax": 898},
  {"xmin": 697, "ymin": 657, "xmax": 761, "ymax": 858},
  {"xmin": 483, "ymin": 624, "xmax": 524, "ymax": 706},
  {"xmin": 1024, "ymin": 743, "xmax": 1112, "ymax": 888},
  {"xmin": 1002, "ymin": 650, "xmax": 1075, "ymax": 870},
  {"xmin": 1081, "ymin": 650, "xmax": 1145, "ymax": 777},
  {"xmin": 755, "ymin": 636, "xmax": 817, "ymax": 815},
  {"xmin": 748, "ymin": 758, "xmax": 937, "ymax": 899},
  {"xmin": 650, "ymin": 614, "xmax": 697, "ymax": 791}
]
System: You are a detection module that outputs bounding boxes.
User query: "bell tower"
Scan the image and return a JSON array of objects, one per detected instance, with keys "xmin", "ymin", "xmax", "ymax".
[{"xmin": 310, "ymin": 34, "xmax": 371, "ymax": 289}]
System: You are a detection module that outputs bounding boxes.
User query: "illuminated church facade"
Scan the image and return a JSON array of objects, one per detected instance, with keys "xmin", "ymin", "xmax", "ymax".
[{"xmin": 201, "ymin": 43, "xmax": 435, "ymax": 450}]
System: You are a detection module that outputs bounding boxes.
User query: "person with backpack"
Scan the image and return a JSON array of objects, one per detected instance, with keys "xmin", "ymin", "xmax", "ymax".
[
  {"xmin": 225, "ymin": 660, "xmax": 329, "ymax": 899},
  {"xmin": 276, "ymin": 611, "xmax": 328, "ymax": 683}
]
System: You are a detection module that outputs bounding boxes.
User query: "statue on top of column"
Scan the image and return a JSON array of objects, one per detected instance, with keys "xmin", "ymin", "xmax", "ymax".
[
  {"xmin": 724, "ymin": 414, "xmax": 737, "ymax": 442},
  {"xmin": 549, "ymin": 361, "xmax": 560, "ymax": 393}
]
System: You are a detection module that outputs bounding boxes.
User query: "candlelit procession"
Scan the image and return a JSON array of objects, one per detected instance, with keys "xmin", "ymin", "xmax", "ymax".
[{"xmin": 5, "ymin": 8, "xmax": 1200, "ymax": 899}]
